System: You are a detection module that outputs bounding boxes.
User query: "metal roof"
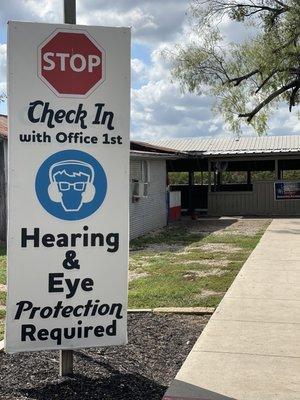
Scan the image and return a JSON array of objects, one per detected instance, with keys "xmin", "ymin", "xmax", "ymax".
[
  {"xmin": 151, "ymin": 135, "xmax": 300, "ymax": 156},
  {"xmin": 131, "ymin": 140, "xmax": 181, "ymax": 154},
  {"xmin": 130, "ymin": 150, "xmax": 180, "ymax": 159}
]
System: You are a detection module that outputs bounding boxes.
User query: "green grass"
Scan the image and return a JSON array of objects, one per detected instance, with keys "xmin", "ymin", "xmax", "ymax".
[
  {"xmin": 0, "ymin": 243, "xmax": 6, "ymax": 285},
  {"xmin": 129, "ymin": 220, "xmax": 270, "ymax": 309},
  {"xmin": 0, "ymin": 291, "xmax": 6, "ymax": 306},
  {"xmin": 129, "ymin": 271, "xmax": 238, "ymax": 308},
  {"xmin": 130, "ymin": 226, "xmax": 206, "ymax": 250}
]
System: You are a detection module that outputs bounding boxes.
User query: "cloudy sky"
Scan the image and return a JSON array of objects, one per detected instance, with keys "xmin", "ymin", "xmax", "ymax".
[{"xmin": 0, "ymin": 0, "xmax": 299, "ymax": 140}]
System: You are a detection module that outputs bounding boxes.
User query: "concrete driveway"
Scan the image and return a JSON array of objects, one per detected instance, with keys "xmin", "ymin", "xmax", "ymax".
[{"xmin": 164, "ymin": 218, "xmax": 300, "ymax": 400}]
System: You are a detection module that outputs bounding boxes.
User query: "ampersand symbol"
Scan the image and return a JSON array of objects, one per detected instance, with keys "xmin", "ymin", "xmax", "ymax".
[{"xmin": 63, "ymin": 250, "xmax": 80, "ymax": 270}]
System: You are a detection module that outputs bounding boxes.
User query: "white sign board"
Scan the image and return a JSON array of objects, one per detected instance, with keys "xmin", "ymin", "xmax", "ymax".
[{"xmin": 6, "ymin": 21, "xmax": 130, "ymax": 353}]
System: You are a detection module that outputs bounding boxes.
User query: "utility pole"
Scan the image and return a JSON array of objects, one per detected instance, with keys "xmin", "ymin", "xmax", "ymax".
[{"xmin": 59, "ymin": 0, "xmax": 76, "ymax": 377}]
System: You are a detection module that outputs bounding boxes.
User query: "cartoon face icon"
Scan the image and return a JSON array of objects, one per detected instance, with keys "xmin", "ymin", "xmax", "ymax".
[
  {"xmin": 48, "ymin": 160, "xmax": 96, "ymax": 212},
  {"xmin": 36, "ymin": 150, "xmax": 107, "ymax": 220}
]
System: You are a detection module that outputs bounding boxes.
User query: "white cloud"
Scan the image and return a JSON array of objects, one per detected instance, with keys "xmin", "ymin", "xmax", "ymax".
[
  {"xmin": 131, "ymin": 58, "xmax": 148, "ymax": 87},
  {"xmin": 77, "ymin": 0, "xmax": 188, "ymax": 45},
  {"xmin": 0, "ymin": 0, "xmax": 298, "ymax": 139},
  {"xmin": 0, "ymin": 0, "xmax": 62, "ymax": 25},
  {"xmin": 0, "ymin": 44, "xmax": 6, "ymax": 93},
  {"xmin": 78, "ymin": 7, "xmax": 157, "ymax": 36},
  {"xmin": 268, "ymin": 105, "xmax": 300, "ymax": 135}
]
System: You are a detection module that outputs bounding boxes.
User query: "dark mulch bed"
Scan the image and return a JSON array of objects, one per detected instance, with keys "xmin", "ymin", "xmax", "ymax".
[{"xmin": 0, "ymin": 313, "xmax": 209, "ymax": 400}]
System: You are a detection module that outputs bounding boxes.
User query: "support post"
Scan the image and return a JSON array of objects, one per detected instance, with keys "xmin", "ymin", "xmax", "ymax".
[
  {"xmin": 247, "ymin": 170, "xmax": 251, "ymax": 186},
  {"xmin": 59, "ymin": 0, "xmax": 76, "ymax": 377},
  {"xmin": 60, "ymin": 349, "xmax": 74, "ymax": 376},
  {"xmin": 208, "ymin": 161, "xmax": 211, "ymax": 192},
  {"xmin": 213, "ymin": 167, "xmax": 217, "ymax": 190},
  {"xmin": 275, "ymin": 159, "xmax": 280, "ymax": 180},
  {"xmin": 216, "ymin": 170, "xmax": 221, "ymax": 189},
  {"xmin": 188, "ymin": 171, "xmax": 194, "ymax": 216}
]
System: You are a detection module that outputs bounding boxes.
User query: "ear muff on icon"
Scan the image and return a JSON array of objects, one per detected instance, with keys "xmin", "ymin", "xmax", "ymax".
[
  {"xmin": 82, "ymin": 182, "xmax": 96, "ymax": 203},
  {"xmin": 48, "ymin": 182, "xmax": 62, "ymax": 202}
]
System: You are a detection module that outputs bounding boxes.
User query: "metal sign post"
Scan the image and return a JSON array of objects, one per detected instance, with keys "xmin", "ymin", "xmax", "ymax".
[
  {"xmin": 59, "ymin": 0, "xmax": 76, "ymax": 377},
  {"xmin": 64, "ymin": 0, "xmax": 76, "ymax": 25}
]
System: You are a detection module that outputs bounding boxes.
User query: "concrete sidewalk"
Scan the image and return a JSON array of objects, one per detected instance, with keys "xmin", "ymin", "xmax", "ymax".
[{"xmin": 164, "ymin": 219, "xmax": 300, "ymax": 400}]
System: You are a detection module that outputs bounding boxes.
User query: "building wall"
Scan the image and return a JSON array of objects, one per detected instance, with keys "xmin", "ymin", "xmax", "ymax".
[
  {"xmin": 0, "ymin": 140, "xmax": 7, "ymax": 242},
  {"xmin": 208, "ymin": 181, "xmax": 300, "ymax": 216},
  {"xmin": 130, "ymin": 158, "xmax": 167, "ymax": 239}
]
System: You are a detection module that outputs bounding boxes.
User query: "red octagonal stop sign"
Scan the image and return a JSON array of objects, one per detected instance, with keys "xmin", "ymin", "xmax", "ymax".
[{"xmin": 38, "ymin": 30, "xmax": 105, "ymax": 97}]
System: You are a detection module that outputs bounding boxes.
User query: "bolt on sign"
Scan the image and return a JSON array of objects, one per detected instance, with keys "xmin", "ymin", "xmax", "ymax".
[{"xmin": 6, "ymin": 21, "xmax": 130, "ymax": 353}]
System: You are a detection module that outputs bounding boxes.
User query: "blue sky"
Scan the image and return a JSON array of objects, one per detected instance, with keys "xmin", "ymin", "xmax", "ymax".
[{"xmin": 0, "ymin": 0, "xmax": 299, "ymax": 139}]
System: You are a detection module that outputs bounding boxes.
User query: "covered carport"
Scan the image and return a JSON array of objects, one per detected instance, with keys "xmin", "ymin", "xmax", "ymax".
[{"xmin": 152, "ymin": 135, "xmax": 300, "ymax": 217}]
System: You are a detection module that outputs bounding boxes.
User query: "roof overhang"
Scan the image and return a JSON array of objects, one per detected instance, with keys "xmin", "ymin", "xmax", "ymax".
[
  {"xmin": 130, "ymin": 140, "xmax": 184, "ymax": 155},
  {"xmin": 184, "ymin": 150, "xmax": 300, "ymax": 159},
  {"xmin": 130, "ymin": 150, "xmax": 182, "ymax": 160}
]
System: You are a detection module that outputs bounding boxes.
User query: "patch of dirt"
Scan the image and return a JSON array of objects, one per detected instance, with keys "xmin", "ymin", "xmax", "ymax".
[
  {"xmin": 175, "ymin": 217, "xmax": 237, "ymax": 232},
  {"xmin": 215, "ymin": 219, "xmax": 271, "ymax": 236},
  {"xmin": 195, "ymin": 290, "xmax": 226, "ymax": 299},
  {"xmin": 0, "ymin": 313, "xmax": 210, "ymax": 400},
  {"xmin": 144, "ymin": 243, "xmax": 184, "ymax": 253},
  {"xmin": 188, "ymin": 221, "xmax": 231, "ymax": 235},
  {"xmin": 172, "ymin": 217, "xmax": 270, "ymax": 238},
  {"xmin": 201, "ymin": 289, "xmax": 226, "ymax": 297},
  {"xmin": 128, "ymin": 271, "xmax": 149, "ymax": 283},
  {"xmin": 176, "ymin": 259, "xmax": 229, "ymax": 268},
  {"xmin": 183, "ymin": 268, "xmax": 226, "ymax": 280},
  {"xmin": 0, "ymin": 284, "xmax": 7, "ymax": 292},
  {"xmin": 196, "ymin": 243, "xmax": 241, "ymax": 253},
  {"xmin": 175, "ymin": 249, "xmax": 192, "ymax": 256},
  {"xmin": 129, "ymin": 258, "xmax": 152, "ymax": 269}
]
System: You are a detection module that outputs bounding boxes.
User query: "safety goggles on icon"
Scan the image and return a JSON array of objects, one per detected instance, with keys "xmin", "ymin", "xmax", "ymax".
[{"xmin": 58, "ymin": 182, "xmax": 87, "ymax": 191}]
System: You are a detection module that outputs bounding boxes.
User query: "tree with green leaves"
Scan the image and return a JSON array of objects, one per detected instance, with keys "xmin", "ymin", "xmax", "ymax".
[{"xmin": 170, "ymin": 0, "xmax": 300, "ymax": 134}]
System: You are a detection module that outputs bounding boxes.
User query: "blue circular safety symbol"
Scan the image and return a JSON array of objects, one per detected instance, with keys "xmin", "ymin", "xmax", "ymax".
[{"xmin": 35, "ymin": 150, "xmax": 107, "ymax": 221}]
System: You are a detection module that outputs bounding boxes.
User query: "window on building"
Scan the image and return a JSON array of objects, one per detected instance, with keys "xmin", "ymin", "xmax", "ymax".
[
  {"xmin": 194, "ymin": 171, "xmax": 210, "ymax": 185},
  {"xmin": 131, "ymin": 160, "xmax": 150, "ymax": 199},
  {"xmin": 222, "ymin": 171, "xmax": 247, "ymax": 184},
  {"xmin": 141, "ymin": 160, "xmax": 149, "ymax": 183},
  {"xmin": 212, "ymin": 168, "xmax": 253, "ymax": 192},
  {"xmin": 168, "ymin": 172, "xmax": 189, "ymax": 185},
  {"xmin": 282, "ymin": 170, "xmax": 300, "ymax": 180},
  {"xmin": 251, "ymin": 171, "xmax": 275, "ymax": 182}
]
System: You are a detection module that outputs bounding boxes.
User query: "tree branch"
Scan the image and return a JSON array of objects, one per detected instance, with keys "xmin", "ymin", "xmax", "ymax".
[
  {"xmin": 289, "ymin": 84, "xmax": 300, "ymax": 112},
  {"xmin": 272, "ymin": 0, "xmax": 289, "ymax": 10},
  {"xmin": 214, "ymin": 1, "xmax": 289, "ymax": 14},
  {"xmin": 254, "ymin": 69, "xmax": 288, "ymax": 93},
  {"xmin": 226, "ymin": 69, "xmax": 260, "ymax": 86},
  {"xmin": 239, "ymin": 79, "xmax": 299, "ymax": 122}
]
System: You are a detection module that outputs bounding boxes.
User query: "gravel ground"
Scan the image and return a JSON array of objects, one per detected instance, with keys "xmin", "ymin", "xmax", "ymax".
[{"xmin": 0, "ymin": 313, "xmax": 209, "ymax": 400}]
